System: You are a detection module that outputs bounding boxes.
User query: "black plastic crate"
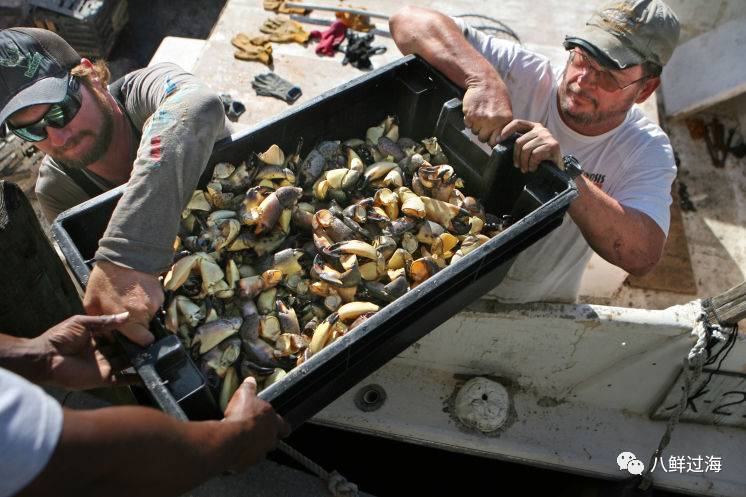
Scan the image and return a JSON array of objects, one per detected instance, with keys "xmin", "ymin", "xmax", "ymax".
[
  {"xmin": 51, "ymin": 55, "xmax": 578, "ymax": 428},
  {"xmin": 30, "ymin": 0, "xmax": 128, "ymax": 59}
]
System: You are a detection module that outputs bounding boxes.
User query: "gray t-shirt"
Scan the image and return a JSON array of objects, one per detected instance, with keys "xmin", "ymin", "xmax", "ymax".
[
  {"xmin": 35, "ymin": 63, "xmax": 232, "ymax": 274},
  {"xmin": 0, "ymin": 368, "xmax": 63, "ymax": 497}
]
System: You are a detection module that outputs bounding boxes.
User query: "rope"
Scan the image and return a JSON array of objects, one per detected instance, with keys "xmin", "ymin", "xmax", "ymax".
[
  {"xmin": 638, "ymin": 312, "xmax": 735, "ymax": 491},
  {"xmin": 0, "ymin": 181, "xmax": 8, "ymax": 230},
  {"xmin": 277, "ymin": 440, "xmax": 359, "ymax": 497},
  {"xmin": 453, "ymin": 14, "xmax": 522, "ymax": 44}
]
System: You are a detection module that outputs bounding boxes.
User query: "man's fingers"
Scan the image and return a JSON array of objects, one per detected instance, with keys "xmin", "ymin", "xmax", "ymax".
[
  {"xmin": 500, "ymin": 119, "xmax": 532, "ymax": 141},
  {"xmin": 119, "ymin": 322, "xmax": 156, "ymax": 347},
  {"xmin": 79, "ymin": 312, "xmax": 131, "ymax": 333},
  {"xmin": 477, "ymin": 126, "xmax": 493, "ymax": 143},
  {"xmin": 242, "ymin": 376, "xmax": 258, "ymax": 396},
  {"xmin": 488, "ymin": 129, "xmax": 502, "ymax": 147}
]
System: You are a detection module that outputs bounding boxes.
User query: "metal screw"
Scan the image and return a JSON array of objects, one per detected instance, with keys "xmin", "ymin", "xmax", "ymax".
[{"xmin": 354, "ymin": 384, "xmax": 386, "ymax": 412}]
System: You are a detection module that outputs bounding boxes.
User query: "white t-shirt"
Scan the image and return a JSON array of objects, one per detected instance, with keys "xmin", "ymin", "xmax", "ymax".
[
  {"xmin": 0, "ymin": 368, "xmax": 63, "ymax": 497},
  {"xmin": 455, "ymin": 20, "xmax": 676, "ymax": 303}
]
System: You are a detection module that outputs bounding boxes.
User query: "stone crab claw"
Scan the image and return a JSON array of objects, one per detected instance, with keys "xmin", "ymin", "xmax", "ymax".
[
  {"xmin": 363, "ymin": 161, "xmax": 398, "ymax": 184},
  {"xmin": 463, "ymin": 196, "xmax": 487, "ymax": 221},
  {"xmin": 386, "ymin": 248, "xmax": 413, "ymax": 271},
  {"xmin": 274, "ymin": 333, "xmax": 308, "ymax": 357},
  {"xmin": 299, "ymin": 148, "xmax": 325, "ymax": 188},
  {"xmin": 324, "ymin": 168, "xmax": 361, "ymax": 192},
  {"xmin": 200, "ymin": 336, "xmax": 241, "ymax": 379},
  {"xmin": 450, "ymin": 234, "xmax": 490, "ymax": 265},
  {"xmin": 186, "ymin": 190, "xmax": 212, "ymax": 212},
  {"xmin": 242, "ymin": 337, "xmax": 282, "ymax": 370},
  {"xmin": 277, "ymin": 300, "xmax": 300, "ymax": 335},
  {"xmin": 374, "ymin": 188, "xmax": 399, "ymax": 220},
  {"xmin": 291, "ymin": 203, "xmax": 315, "ymax": 233},
  {"xmin": 337, "ymin": 301, "xmax": 379, "ymax": 322},
  {"xmin": 421, "ymin": 196, "xmax": 470, "ymax": 230},
  {"xmin": 359, "ymin": 252, "xmax": 386, "ymax": 282},
  {"xmin": 387, "ymin": 216, "xmax": 420, "ymax": 238},
  {"xmin": 205, "ymin": 182, "xmax": 235, "ymax": 210},
  {"xmin": 372, "ymin": 235, "xmax": 397, "ymax": 261},
  {"xmin": 343, "ymin": 203, "xmax": 367, "ymax": 224},
  {"xmin": 238, "ymin": 298, "xmax": 260, "ymax": 342},
  {"xmin": 416, "ymin": 220, "xmax": 446, "ymax": 245},
  {"xmin": 255, "ymin": 164, "xmax": 296, "ymax": 185},
  {"xmin": 255, "ymin": 186, "xmax": 303, "ymax": 235},
  {"xmin": 238, "ymin": 186, "xmax": 274, "ymax": 226},
  {"xmin": 309, "ymin": 312, "xmax": 339, "ymax": 356},
  {"xmin": 313, "ymin": 209, "xmax": 354, "ymax": 242},
  {"xmin": 164, "ymin": 254, "xmax": 200, "ymax": 291},
  {"xmin": 207, "ymin": 218, "xmax": 241, "ymax": 252},
  {"xmin": 408, "ymin": 256, "xmax": 442, "ymax": 288},
  {"xmin": 175, "ymin": 295, "xmax": 205, "ymax": 328},
  {"xmin": 257, "ymin": 144, "xmax": 285, "ymax": 166},
  {"xmin": 377, "ymin": 136, "xmax": 405, "ymax": 162},
  {"xmin": 193, "ymin": 317, "xmax": 242, "ymax": 354},
  {"xmin": 397, "ymin": 186, "xmax": 426, "ymax": 219},
  {"xmin": 329, "ymin": 239, "xmax": 379, "ymax": 261},
  {"xmin": 259, "ymin": 315, "xmax": 281, "ymax": 342},
  {"xmin": 258, "ymin": 248, "xmax": 305, "ymax": 276},
  {"xmin": 239, "ymin": 358, "xmax": 276, "ymax": 380},
  {"xmin": 346, "ymin": 147, "xmax": 365, "ymax": 172},
  {"xmin": 421, "ymin": 137, "xmax": 449, "ymax": 165}
]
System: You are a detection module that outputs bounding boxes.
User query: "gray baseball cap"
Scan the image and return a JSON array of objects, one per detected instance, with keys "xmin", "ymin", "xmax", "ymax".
[
  {"xmin": 0, "ymin": 28, "xmax": 80, "ymax": 130},
  {"xmin": 564, "ymin": 0, "xmax": 680, "ymax": 70}
]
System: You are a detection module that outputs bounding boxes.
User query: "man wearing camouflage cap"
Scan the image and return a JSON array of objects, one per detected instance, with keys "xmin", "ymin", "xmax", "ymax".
[
  {"xmin": 0, "ymin": 28, "xmax": 289, "ymax": 496},
  {"xmin": 0, "ymin": 27, "xmax": 231, "ymax": 346},
  {"xmin": 390, "ymin": 0, "xmax": 681, "ymax": 303}
]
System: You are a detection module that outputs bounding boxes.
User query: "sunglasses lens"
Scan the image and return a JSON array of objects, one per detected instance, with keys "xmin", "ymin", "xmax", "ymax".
[
  {"xmin": 9, "ymin": 98, "xmax": 80, "ymax": 143},
  {"xmin": 11, "ymin": 124, "xmax": 47, "ymax": 142}
]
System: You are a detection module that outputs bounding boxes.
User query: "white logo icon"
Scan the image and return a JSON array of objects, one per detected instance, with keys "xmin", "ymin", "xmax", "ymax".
[{"xmin": 617, "ymin": 451, "xmax": 645, "ymax": 474}]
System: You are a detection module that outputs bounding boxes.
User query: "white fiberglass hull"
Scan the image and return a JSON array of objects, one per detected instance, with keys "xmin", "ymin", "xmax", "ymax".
[{"xmin": 313, "ymin": 300, "xmax": 746, "ymax": 496}]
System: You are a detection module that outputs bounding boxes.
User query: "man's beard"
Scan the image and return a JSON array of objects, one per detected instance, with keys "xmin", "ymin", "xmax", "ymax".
[
  {"xmin": 55, "ymin": 87, "xmax": 114, "ymax": 169},
  {"xmin": 558, "ymin": 69, "xmax": 636, "ymax": 127}
]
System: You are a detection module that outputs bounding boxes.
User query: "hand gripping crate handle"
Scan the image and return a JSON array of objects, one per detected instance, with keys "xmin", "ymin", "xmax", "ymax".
[
  {"xmin": 434, "ymin": 98, "xmax": 567, "ymax": 197},
  {"xmin": 115, "ymin": 317, "xmax": 189, "ymax": 421}
]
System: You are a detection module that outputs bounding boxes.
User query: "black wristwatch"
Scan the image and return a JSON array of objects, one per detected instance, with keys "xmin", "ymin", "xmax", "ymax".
[{"xmin": 562, "ymin": 155, "xmax": 583, "ymax": 179}]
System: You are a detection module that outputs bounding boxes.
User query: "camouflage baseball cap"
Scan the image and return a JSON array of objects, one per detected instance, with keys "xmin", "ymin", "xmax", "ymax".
[
  {"xmin": 564, "ymin": 0, "xmax": 680, "ymax": 69},
  {"xmin": 0, "ymin": 28, "xmax": 80, "ymax": 130}
]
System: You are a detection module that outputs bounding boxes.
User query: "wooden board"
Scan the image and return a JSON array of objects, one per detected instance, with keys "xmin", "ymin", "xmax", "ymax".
[{"xmin": 627, "ymin": 181, "xmax": 697, "ymax": 294}]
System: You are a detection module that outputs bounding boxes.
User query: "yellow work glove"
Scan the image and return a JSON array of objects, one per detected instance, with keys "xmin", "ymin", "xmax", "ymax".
[
  {"xmin": 263, "ymin": 0, "xmax": 309, "ymax": 15},
  {"xmin": 260, "ymin": 17, "xmax": 310, "ymax": 44},
  {"xmin": 232, "ymin": 33, "xmax": 273, "ymax": 65}
]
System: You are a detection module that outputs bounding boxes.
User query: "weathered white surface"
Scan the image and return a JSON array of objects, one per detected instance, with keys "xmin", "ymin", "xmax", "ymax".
[
  {"xmin": 661, "ymin": 17, "xmax": 746, "ymax": 118},
  {"xmin": 315, "ymin": 301, "xmax": 746, "ymax": 496},
  {"xmin": 665, "ymin": 0, "xmax": 746, "ymax": 44},
  {"xmin": 148, "ymin": 36, "xmax": 206, "ymax": 72},
  {"xmin": 737, "ymin": 94, "xmax": 746, "ymax": 143}
]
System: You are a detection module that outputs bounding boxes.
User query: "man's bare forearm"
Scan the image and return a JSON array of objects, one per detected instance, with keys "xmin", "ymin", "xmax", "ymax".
[
  {"xmin": 389, "ymin": 6, "xmax": 503, "ymax": 89},
  {"xmin": 0, "ymin": 333, "xmax": 48, "ymax": 384},
  {"xmin": 18, "ymin": 406, "xmax": 253, "ymax": 497},
  {"xmin": 569, "ymin": 175, "xmax": 665, "ymax": 276}
]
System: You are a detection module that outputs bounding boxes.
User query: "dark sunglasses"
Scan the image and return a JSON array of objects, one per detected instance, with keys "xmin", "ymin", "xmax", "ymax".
[{"xmin": 7, "ymin": 76, "xmax": 82, "ymax": 142}]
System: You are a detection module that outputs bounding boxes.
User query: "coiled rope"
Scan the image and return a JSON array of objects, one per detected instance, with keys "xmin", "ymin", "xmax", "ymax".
[{"xmin": 277, "ymin": 440, "xmax": 359, "ymax": 497}]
